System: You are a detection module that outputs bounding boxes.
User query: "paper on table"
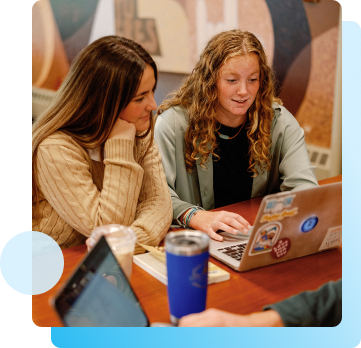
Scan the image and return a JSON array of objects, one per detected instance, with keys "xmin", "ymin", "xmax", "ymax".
[
  {"xmin": 137, "ymin": 243, "xmax": 165, "ymax": 261},
  {"xmin": 135, "ymin": 243, "xmax": 230, "ymax": 285}
]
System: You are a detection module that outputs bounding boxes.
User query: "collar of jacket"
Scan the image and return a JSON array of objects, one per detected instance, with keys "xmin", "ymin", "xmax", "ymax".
[{"xmin": 194, "ymin": 104, "xmax": 281, "ymax": 207}]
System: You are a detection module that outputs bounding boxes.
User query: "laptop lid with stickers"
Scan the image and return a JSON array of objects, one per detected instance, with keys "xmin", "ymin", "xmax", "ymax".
[{"xmin": 209, "ymin": 182, "xmax": 342, "ymax": 272}]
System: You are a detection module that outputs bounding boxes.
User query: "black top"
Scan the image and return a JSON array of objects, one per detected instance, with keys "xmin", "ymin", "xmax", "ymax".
[{"xmin": 213, "ymin": 122, "xmax": 253, "ymax": 208}]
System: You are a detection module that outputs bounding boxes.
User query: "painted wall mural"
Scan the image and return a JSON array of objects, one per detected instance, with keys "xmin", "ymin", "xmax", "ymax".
[
  {"xmin": 114, "ymin": 0, "xmax": 162, "ymax": 55},
  {"xmin": 32, "ymin": 0, "xmax": 340, "ymax": 152}
]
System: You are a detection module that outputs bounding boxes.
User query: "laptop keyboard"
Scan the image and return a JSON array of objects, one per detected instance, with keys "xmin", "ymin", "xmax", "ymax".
[{"xmin": 217, "ymin": 243, "xmax": 247, "ymax": 261}]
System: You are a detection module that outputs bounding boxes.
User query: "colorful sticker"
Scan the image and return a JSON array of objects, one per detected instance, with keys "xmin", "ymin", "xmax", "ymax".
[
  {"xmin": 319, "ymin": 226, "xmax": 342, "ymax": 251},
  {"xmin": 300, "ymin": 216, "xmax": 319, "ymax": 232},
  {"xmin": 264, "ymin": 195, "xmax": 295, "ymax": 213},
  {"xmin": 249, "ymin": 222, "xmax": 282, "ymax": 255},
  {"xmin": 260, "ymin": 207, "xmax": 298, "ymax": 223},
  {"xmin": 271, "ymin": 238, "xmax": 291, "ymax": 259}
]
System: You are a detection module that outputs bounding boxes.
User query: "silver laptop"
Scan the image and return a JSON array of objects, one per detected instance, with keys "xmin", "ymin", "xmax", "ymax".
[{"xmin": 209, "ymin": 182, "xmax": 342, "ymax": 272}]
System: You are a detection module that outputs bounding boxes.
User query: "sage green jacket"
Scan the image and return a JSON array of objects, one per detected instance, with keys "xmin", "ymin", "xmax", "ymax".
[{"xmin": 154, "ymin": 103, "xmax": 318, "ymax": 226}]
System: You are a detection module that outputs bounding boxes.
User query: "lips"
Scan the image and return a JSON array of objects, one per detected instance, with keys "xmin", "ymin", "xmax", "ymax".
[
  {"xmin": 141, "ymin": 113, "xmax": 151, "ymax": 120},
  {"xmin": 232, "ymin": 99, "xmax": 247, "ymax": 104}
]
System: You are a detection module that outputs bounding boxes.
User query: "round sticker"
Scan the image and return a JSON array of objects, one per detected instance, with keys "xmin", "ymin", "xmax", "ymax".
[
  {"xmin": 301, "ymin": 216, "xmax": 318, "ymax": 232},
  {"xmin": 271, "ymin": 237, "xmax": 291, "ymax": 259}
]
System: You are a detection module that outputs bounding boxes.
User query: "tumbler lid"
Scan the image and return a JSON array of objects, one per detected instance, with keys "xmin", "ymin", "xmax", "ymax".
[{"xmin": 165, "ymin": 230, "xmax": 209, "ymax": 255}]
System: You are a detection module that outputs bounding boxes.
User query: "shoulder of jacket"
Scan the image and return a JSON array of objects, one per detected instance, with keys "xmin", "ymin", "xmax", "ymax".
[
  {"xmin": 159, "ymin": 105, "xmax": 188, "ymax": 121},
  {"xmin": 271, "ymin": 102, "xmax": 297, "ymax": 127},
  {"xmin": 156, "ymin": 105, "xmax": 189, "ymax": 129}
]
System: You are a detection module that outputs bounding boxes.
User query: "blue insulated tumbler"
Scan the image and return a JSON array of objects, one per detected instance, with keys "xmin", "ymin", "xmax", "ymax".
[{"xmin": 165, "ymin": 231, "xmax": 210, "ymax": 325}]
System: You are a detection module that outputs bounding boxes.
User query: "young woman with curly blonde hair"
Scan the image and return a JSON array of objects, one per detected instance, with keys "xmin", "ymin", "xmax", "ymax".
[
  {"xmin": 155, "ymin": 30, "xmax": 317, "ymax": 241},
  {"xmin": 32, "ymin": 36, "xmax": 172, "ymax": 252}
]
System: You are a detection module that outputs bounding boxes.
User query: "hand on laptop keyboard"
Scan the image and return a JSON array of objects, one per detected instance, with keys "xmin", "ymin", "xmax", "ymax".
[{"xmin": 188, "ymin": 210, "xmax": 252, "ymax": 242}]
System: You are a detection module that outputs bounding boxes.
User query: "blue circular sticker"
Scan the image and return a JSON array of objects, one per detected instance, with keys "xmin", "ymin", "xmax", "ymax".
[{"xmin": 301, "ymin": 216, "xmax": 318, "ymax": 232}]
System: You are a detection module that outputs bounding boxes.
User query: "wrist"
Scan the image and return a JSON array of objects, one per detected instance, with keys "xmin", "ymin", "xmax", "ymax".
[
  {"xmin": 180, "ymin": 207, "xmax": 202, "ymax": 229},
  {"xmin": 248, "ymin": 310, "xmax": 284, "ymax": 327}
]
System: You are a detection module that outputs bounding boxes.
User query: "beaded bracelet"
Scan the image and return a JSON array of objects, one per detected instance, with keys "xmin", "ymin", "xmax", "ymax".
[{"xmin": 182, "ymin": 207, "xmax": 202, "ymax": 229}]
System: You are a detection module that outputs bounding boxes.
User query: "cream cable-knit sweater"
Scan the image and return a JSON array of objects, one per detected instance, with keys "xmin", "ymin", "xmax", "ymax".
[{"xmin": 32, "ymin": 131, "xmax": 173, "ymax": 253}]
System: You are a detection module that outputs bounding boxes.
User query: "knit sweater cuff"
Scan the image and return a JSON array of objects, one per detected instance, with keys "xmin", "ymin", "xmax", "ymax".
[{"xmin": 104, "ymin": 138, "xmax": 135, "ymax": 163}]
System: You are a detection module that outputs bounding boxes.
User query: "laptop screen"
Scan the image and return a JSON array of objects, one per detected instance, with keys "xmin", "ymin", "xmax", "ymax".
[{"xmin": 54, "ymin": 236, "xmax": 149, "ymax": 327}]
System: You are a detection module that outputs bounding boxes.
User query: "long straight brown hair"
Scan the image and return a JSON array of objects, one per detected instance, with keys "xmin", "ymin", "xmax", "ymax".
[{"xmin": 32, "ymin": 36, "xmax": 157, "ymax": 216}]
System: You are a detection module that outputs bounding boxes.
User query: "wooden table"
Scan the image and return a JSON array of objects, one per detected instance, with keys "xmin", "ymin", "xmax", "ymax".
[{"xmin": 32, "ymin": 175, "xmax": 342, "ymax": 326}]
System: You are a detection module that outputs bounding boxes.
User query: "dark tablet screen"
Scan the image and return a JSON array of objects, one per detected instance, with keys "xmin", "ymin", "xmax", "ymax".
[{"xmin": 53, "ymin": 236, "xmax": 149, "ymax": 327}]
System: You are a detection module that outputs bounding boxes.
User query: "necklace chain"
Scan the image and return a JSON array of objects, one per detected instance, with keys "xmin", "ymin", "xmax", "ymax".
[{"xmin": 216, "ymin": 122, "xmax": 245, "ymax": 140}]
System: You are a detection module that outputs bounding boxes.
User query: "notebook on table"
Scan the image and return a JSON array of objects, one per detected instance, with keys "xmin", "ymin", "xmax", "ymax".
[{"xmin": 209, "ymin": 182, "xmax": 342, "ymax": 272}]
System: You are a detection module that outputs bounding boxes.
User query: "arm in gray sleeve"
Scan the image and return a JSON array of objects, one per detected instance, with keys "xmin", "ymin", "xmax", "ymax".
[
  {"xmin": 154, "ymin": 109, "xmax": 201, "ymax": 225},
  {"xmin": 263, "ymin": 279, "xmax": 342, "ymax": 327},
  {"xmin": 274, "ymin": 105, "xmax": 319, "ymax": 192}
]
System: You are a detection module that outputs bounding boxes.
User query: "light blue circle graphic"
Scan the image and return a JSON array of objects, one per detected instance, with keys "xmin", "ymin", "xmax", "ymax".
[
  {"xmin": 300, "ymin": 216, "xmax": 318, "ymax": 233},
  {"xmin": 0, "ymin": 231, "xmax": 64, "ymax": 295}
]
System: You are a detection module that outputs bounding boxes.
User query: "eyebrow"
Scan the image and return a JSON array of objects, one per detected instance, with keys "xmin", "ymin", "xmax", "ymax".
[
  {"xmin": 134, "ymin": 90, "xmax": 149, "ymax": 98},
  {"xmin": 222, "ymin": 69, "xmax": 260, "ymax": 76}
]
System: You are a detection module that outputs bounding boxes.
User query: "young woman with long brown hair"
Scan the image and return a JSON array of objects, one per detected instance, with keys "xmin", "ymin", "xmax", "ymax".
[
  {"xmin": 32, "ymin": 36, "xmax": 172, "ymax": 253},
  {"xmin": 155, "ymin": 30, "xmax": 317, "ymax": 241}
]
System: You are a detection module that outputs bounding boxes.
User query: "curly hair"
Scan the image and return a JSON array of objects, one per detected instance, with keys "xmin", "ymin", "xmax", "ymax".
[
  {"xmin": 157, "ymin": 30, "xmax": 281, "ymax": 176},
  {"xmin": 32, "ymin": 36, "xmax": 157, "ymax": 218}
]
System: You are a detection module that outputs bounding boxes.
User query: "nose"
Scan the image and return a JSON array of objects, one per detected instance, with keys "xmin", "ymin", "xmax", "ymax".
[
  {"xmin": 236, "ymin": 81, "xmax": 248, "ymax": 96},
  {"xmin": 147, "ymin": 93, "xmax": 157, "ymax": 111}
]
